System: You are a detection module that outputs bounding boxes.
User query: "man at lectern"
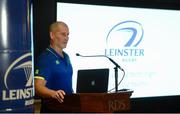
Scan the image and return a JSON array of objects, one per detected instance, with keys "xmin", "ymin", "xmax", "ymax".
[{"xmin": 34, "ymin": 21, "xmax": 73, "ymax": 112}]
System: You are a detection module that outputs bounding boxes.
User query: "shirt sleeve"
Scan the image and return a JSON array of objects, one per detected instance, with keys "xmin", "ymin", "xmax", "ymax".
[{"xmin": 34, "ymin": 55, "xmax": 51, "ymax": 81}]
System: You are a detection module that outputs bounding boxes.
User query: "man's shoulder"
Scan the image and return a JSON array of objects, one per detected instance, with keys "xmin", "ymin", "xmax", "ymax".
[
  {"xmin": 38, "ymin": 50, "xmax": 51, "ymax": 59},
  {"xmin": 36, "ymin": 49, "xmax": 55, "ymax": 64}
]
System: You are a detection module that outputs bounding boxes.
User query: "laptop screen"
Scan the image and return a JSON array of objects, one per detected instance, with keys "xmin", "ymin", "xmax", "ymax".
[{"xmin": 76, "ymin": 68, "xmax": 109, "ymax": 93}]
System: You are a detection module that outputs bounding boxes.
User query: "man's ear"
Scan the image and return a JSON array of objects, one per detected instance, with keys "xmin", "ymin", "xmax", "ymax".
[{"xmin": 50, "ymin": 32, "xmax": 54, "ymax": 40}]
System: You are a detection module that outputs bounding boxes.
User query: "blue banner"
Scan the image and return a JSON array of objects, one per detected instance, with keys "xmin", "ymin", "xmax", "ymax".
[{"xmin": 0, "ymin": 0, "xmax": 34, "ymax": 112}]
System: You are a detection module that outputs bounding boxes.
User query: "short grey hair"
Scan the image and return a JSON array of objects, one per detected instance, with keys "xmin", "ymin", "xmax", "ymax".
[{"xmin": 49, "ymin": 21, "xmax": 68, "ymax": 32}]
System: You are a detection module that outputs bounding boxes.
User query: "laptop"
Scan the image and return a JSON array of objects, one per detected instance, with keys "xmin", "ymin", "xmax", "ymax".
[{"xmin": 76, "ymin": 68, "xmax": 109, "ymax": 93}]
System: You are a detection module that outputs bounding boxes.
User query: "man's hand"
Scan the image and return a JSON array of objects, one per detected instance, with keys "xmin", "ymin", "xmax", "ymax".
[
  {"xmin": 35, "ymin": 78, "xmax": 66, "ymax": 103},
  {"xmin": 51, "ymin": 90, "xmax": 66, "ymax": 103}
]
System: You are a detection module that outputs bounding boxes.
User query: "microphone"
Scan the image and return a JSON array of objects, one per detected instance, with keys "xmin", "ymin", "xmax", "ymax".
[{"xmin": 76, "ymin": 53, "xmax": 124, "ymax": 71}]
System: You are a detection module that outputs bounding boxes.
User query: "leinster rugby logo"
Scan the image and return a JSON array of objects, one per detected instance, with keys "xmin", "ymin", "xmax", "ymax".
[
  {"xmin": 106, "ymin": 20, "xmax": 144, "ymax": 47},
  {"xmin": 4, "ymin": 53, "xmax": 33, "ymax": 89},
  {"xmin": 105, "ymin": 20, "xmax": 144, "ymax": 59},
  {"xmin": 2, "ymin": 53, "xmax": 34, "ymax": 106}
]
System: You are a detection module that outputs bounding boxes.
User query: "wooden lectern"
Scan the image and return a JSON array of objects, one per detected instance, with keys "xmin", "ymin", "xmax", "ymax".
[{"xmin": 43, "ymin": 91, "xmax": 133, "ymax": 112}]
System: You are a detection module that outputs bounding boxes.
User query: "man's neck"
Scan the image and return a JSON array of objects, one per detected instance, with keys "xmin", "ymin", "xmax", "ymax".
[{"xmin": 50, "ymin": 44, "xmax": 64, "ymax": 58}]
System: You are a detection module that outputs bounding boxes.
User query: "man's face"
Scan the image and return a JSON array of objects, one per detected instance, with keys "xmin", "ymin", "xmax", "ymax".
[{"xmin": 51, "ymin": 25, "xmax": 69, "ymax": 49}]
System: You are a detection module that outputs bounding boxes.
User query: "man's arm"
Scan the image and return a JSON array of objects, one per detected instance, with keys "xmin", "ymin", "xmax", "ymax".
[{"xmin": 35, "ymin": 78, "xmax": 65, "ymax": 103}]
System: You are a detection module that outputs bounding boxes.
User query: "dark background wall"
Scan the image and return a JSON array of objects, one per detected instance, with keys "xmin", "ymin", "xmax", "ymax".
[
  {"xmin": 33, "ymin": 0, "xmax": 180, "ymax": 112},
  {"xmin": 33, "ymin": 0, "xmax": 56, "ymax": 60}
]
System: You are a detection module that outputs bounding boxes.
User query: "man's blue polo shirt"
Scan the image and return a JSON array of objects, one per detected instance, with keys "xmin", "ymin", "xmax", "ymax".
[{"xmin": 34, "ymin": 47, "xmax": 73, "ymax": 94}]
